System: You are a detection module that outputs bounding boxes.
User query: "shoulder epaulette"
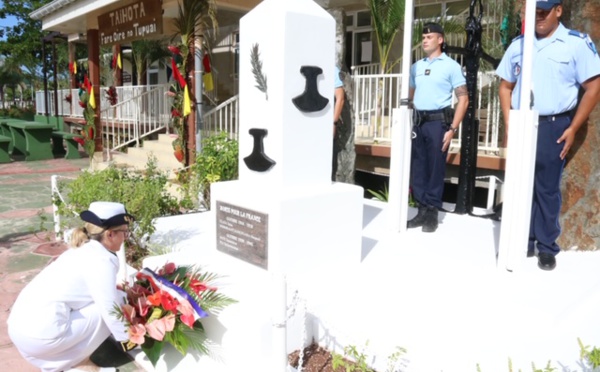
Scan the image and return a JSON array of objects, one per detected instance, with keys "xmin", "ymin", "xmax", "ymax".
[
  {"xmin": 568, "ymin": 30, "xmax": 597, "ymax": 55},
  {"xmin": 568, "ymin": 30, "xmax": 587, "ymax": 38}
]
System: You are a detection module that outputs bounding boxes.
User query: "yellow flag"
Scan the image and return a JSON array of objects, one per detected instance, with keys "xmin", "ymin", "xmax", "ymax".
[
  {"xmin": 89, "ymin": 86, "xmax": 96, "ymax": 109},
  {"xmin": 73, "ymin": 62, "xmax": 77, "ymax": 74},
  {"xmin": 203, "ymin": 72, "xmax": 214, "ymax": 92},
  {"xmin": 117, "ymin": 53, "xmax": 122, "ymax": 69},
  {"xmin": 183, "ymin": 85, "xmax": 191, "ymax": 117}
]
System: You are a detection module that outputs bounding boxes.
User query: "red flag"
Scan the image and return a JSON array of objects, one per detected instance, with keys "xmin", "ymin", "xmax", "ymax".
[
  {"xmin": 112, "ymin": 53, "xmax": 117, "ymax": 70},
  {"xmin": 171, "ymin": 58, "xmax": 186, "ymax": 88},
  {"xmin": 202, "ymin": 54, "xmax": 211, "ymax": 73},
  {"xmin": 83, "ymin": 75, "xmax": 91, "ymax": 91},
  {"xmin": 69, "ymin": 62, "xmax": 74, "ymax": 74}
]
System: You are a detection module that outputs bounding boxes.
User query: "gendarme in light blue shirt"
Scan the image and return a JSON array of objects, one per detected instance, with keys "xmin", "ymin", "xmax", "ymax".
[
  {"xmin": 409, "ymin": 53, "xmax": 466, "ymax": 110},
  {"xmin": 496, "ymin": 23, "xmax": 600, "ymax": 115}
]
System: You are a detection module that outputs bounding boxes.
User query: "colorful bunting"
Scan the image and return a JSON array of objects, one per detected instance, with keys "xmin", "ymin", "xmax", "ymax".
[
  {"xmin": 202, "ymin": 54, "xmax": 213, "ymax": 92},
  {"xmin": 171, "ymin": 58, "xmax": 186, "ymax": 89},
  {"xmin": 183, "ymin": 85, "xmax": 191, "ymax": 117},
  {"xmin": 88, "ymin": 85, "xmax": 96, "ymax": 109}
]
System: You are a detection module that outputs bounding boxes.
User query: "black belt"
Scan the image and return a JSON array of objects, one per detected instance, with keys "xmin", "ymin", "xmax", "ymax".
[
  {"xmin": 415, "ymin": 109, "xmax": 446, "ymax": 123},
  {"xmin": 539, "ymin": 111, "xmax": 572, "ymax": 122}
]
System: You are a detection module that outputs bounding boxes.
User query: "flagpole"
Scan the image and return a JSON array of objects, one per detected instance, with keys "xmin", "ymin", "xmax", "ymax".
[
  {"xmin": 388, "ymin": 0, "xmax": 414, "ymax": 232},
  {"xmin": 497, "ymin": 0, "xmax": 539, "ymax": 271}
]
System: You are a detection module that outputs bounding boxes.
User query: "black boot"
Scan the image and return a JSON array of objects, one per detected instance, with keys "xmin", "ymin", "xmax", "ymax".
[
  {"xmin": 422, "ymin": 206, "xmax": 439, "ymax": 233},
  {"xmin": 407, "ymin": 206, "xmax": 427, "ymax": 228}
]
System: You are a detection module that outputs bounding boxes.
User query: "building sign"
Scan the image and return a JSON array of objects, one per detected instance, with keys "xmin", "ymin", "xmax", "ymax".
[
  {"xmin": 216, "ymin": 201, "xmax": 268, "ymax": 269},
  {"xmin": 98, "ymin": 0, "xmax": 163, "ymax": 47}
]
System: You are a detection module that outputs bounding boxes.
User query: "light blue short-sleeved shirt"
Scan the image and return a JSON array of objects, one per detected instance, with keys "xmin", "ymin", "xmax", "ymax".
[
  {"xmin": 334, "ymin": 66, "xmax": 343, "ymax": 88},
  {"xmin": 496, "ymin": 23, "xmax": 600, "ymax": 115},
  {"xmin": 409, "ymin": 53, "xmax": 466, "ymax": 110}
]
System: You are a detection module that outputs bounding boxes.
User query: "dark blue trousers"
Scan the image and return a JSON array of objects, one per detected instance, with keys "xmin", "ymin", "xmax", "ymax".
[
  {"xmin": 529, "ymin": 115, "xmax": 570, "ymax": 255},
  {"xmin": 410, "ymin": 119, "xmax": 448, "ymax": 209}
]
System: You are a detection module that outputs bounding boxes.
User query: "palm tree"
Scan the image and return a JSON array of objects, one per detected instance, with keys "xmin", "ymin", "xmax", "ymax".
[
  {"xmin": 0, "ymin": 57, "xmax": 24, "ymax": 109},
  {"xmin": 368, "ymin": 0, "xmax": 405, "ymax": 74},
  {"xmin": 131, "ymin": 39, "xmax": 172, "ymax": 86},
  {"xmin": 170, "ymin": 0, "xmax": 217, "ymax": 164}
]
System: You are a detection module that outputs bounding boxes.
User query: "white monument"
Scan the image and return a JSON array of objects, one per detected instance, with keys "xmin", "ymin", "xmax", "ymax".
[{"xmin": 211, "ymin": 0, "xmax": 363, "ymax": 275}]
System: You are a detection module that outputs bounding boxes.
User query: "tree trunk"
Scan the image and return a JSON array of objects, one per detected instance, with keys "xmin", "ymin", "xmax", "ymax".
[
  {"xmin": 330, "ymin": 8, "xmax": 356, "ymax": 184},
  {"xmin": 557, "ymin": 0, "xmax": 600, "ymax": 250}
]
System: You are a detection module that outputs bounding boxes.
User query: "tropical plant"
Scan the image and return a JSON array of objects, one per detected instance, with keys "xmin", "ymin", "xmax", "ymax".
[
  {"xmin": 368, "ymin": 0, "xmax": 405, "ymax": 74},
  {"xmin": 53, "ymin": 159, "xmax": 181, "ymax": 267},
  {"xmin": 168, "ymin": 0, "xmax": 217, "ymax": 164},
  {"xmin": 178, "ymin": 132, "xmax": 239, "ymax": 211},
  {"xmin": 130, "ymin": 39, "xmax": 171, "ymax": 86},
  {"xmin": 0, "ymin": 57, "xmax": 25, "ymax": 109}
]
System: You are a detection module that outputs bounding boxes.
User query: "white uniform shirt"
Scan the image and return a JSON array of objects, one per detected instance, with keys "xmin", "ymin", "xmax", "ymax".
[{"xmin": 7, "ymin": 240, "xmax": 129, "ymax": 341}]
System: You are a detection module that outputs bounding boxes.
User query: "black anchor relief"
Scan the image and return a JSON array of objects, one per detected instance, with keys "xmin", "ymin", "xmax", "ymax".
[
  {"xmin": 244, "ymin": 128, "xmax": 276, "ymax": 172},
  {"xmin": 292, "ymin": 65, "xmax": 329, "ymax": 112}
]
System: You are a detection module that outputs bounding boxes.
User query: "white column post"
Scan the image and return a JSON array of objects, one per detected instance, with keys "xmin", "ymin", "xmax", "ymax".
[
  {"xmin": 272, "ymin": 272, "xmax": 287, "ymax": 371},
  {"xmin": 388, "ymin": 0, "xmax": 414, "ymax": 232},
  {"xmin": 117, "ymin": 242, "xmax": 128, "ymax": 284},
  {"xmin": 51, "ymin": 175, "xmax": 61, "ymax": 241},
  {"xmin": 497, "ymin": 0, "xmax": 539, "ymax": 271}
]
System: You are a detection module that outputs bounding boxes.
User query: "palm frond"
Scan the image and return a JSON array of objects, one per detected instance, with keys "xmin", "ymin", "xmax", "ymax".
[{"xmin": 368, "ymin": 0, "xmax": 405, "ymax": 73}]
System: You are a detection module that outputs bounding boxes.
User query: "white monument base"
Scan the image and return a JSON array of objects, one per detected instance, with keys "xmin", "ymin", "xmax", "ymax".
[{"xmin": 211, "ymin": 180, "xmax": 364, "ymax": 275}]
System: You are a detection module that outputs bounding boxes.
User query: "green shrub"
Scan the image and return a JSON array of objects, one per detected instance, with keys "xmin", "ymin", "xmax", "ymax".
[
  {"xmin": 54, "ymin": 158, "xmax": 181, "ymax": 267},
  {"xmin": 179, "ymin": 132, "xmax": 239, "ymax": 210}
]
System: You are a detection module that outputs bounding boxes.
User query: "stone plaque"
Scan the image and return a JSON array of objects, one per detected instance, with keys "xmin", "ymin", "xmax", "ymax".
[
  {"xmin": 98, "ymin": 0, "xmax": 163, "ymax": 47},
  {"xmin": 216, "ymin": 201, "xmax": 268, "ymax": 269}
]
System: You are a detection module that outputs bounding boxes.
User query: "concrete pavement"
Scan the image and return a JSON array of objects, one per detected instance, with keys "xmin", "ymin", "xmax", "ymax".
[{"xmin": 0, "ymin": 154, "xmax": 145, "ymax": 371}]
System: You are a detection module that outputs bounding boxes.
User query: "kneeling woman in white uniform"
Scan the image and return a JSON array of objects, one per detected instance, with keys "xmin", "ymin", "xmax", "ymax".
[{"xmin": 7, "ymin": 202, "xmax": 134, "ymax": 372}]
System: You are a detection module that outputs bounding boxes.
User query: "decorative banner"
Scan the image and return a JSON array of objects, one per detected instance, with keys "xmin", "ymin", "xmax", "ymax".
[
  {"xmin": 117, "ymin": 52, "xmax": 122, "ymax": 69},
  {"xmin": 183, "ymin": 85, "xmax": 191, "ymax": 117},
  {"xmin": 89, "ymin": 85, "xmax": 96, "ymax": 109}
]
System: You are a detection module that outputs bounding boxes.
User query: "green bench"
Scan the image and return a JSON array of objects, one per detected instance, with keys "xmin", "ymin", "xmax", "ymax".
[
  {"xmin": 51, "ymin": 131, "xmax": 83, "ymax": 159},
  {"xmin": 0, "ymin": 135, "xmax": 11, "ymax": 163},
  {"xmin": 5, "ymin": 121, "xmax": 54, "ymax": 161}
]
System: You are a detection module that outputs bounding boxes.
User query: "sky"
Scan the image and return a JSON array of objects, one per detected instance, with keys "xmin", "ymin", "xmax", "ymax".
[{"xmin": 0, "ymin": 0, "xmax": 20, "ymax": 41}]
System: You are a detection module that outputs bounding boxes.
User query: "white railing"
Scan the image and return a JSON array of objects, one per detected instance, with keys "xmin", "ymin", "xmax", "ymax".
[
  {"xmin": 101, "ymin": 84, "xmax": 171, "ymax": 152},
  {"xmin": 354, "ymin": 73, "xmax": 402, "ymax": 141},
  {"xmin": 202, "ymin": 95, "xmax": 238, "ymax": 139},
  {"xmin": 353, "ymin": 71, "xmax": 502, "ymax": 154},
  {"xmin": 35, "ymin": 89, "xmax": 73, "ymax": 116}
]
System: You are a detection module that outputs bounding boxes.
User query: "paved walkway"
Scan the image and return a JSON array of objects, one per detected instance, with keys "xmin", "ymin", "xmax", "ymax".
[{"xmin": 0, "ymin": 154, "xmax": 144, "ymax": 371}]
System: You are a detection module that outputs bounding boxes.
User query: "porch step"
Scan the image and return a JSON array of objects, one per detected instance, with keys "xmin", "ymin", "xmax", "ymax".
[{"xmin": 111, "ymin": 133, "xmax": 184, "ymax": 177}]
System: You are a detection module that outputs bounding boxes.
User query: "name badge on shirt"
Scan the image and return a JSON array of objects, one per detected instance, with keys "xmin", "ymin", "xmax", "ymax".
[{"xmin": 425, "ymin": 69, "xmax": 431, "ymax": 75}]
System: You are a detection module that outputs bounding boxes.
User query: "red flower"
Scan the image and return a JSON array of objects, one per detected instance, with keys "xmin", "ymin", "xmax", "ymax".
[
  {"xmin": 147, "ymin": 290, "xmax": 179, "ymax": 312},
  {"xmin": 189, "ymin": 278, "xmax": 217, "ymax": 295},
  {"xmin": 171, "ymin": 109, "xmax": 181, "ymax": 118},
  {"xmin": 79, "ymin": 101, "xmax": 86, "ymax": 108},
  {"xmin": 158, "ymin": 262, "xmax": 177, "ymax": 276},
  {"xmin": 74, "ymin": 137, "xmax": 85, "ymax": 146},
  {"xmin": 168, "ymin": 45, "xmax": 181, "ymax": 55}
]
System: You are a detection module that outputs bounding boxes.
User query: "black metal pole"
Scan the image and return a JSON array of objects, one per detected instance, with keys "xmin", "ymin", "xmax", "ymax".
[
  {"xmin": 52, "ymin": 38, "xmax": 59, "ymax": 124},
  {"xmin": 454, "ymin": 0, "xmax": 483, "ymax": 214},
  {"xmin": 42, "ymin": 39, "xmax": 49, "ymax": 118}
]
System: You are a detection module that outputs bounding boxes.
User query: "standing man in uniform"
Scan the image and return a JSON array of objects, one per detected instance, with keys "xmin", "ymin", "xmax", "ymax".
[
  {"xmin": 407, "ymin": 23, "xmax": 469, "ymax": 232},
  {"xmin": 496, "ymin": 0, "xmax": 600, "ymax": 270},
  {"xmin": 332, "ymin": 66, "xmax": 345, "ymax": 181}
]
